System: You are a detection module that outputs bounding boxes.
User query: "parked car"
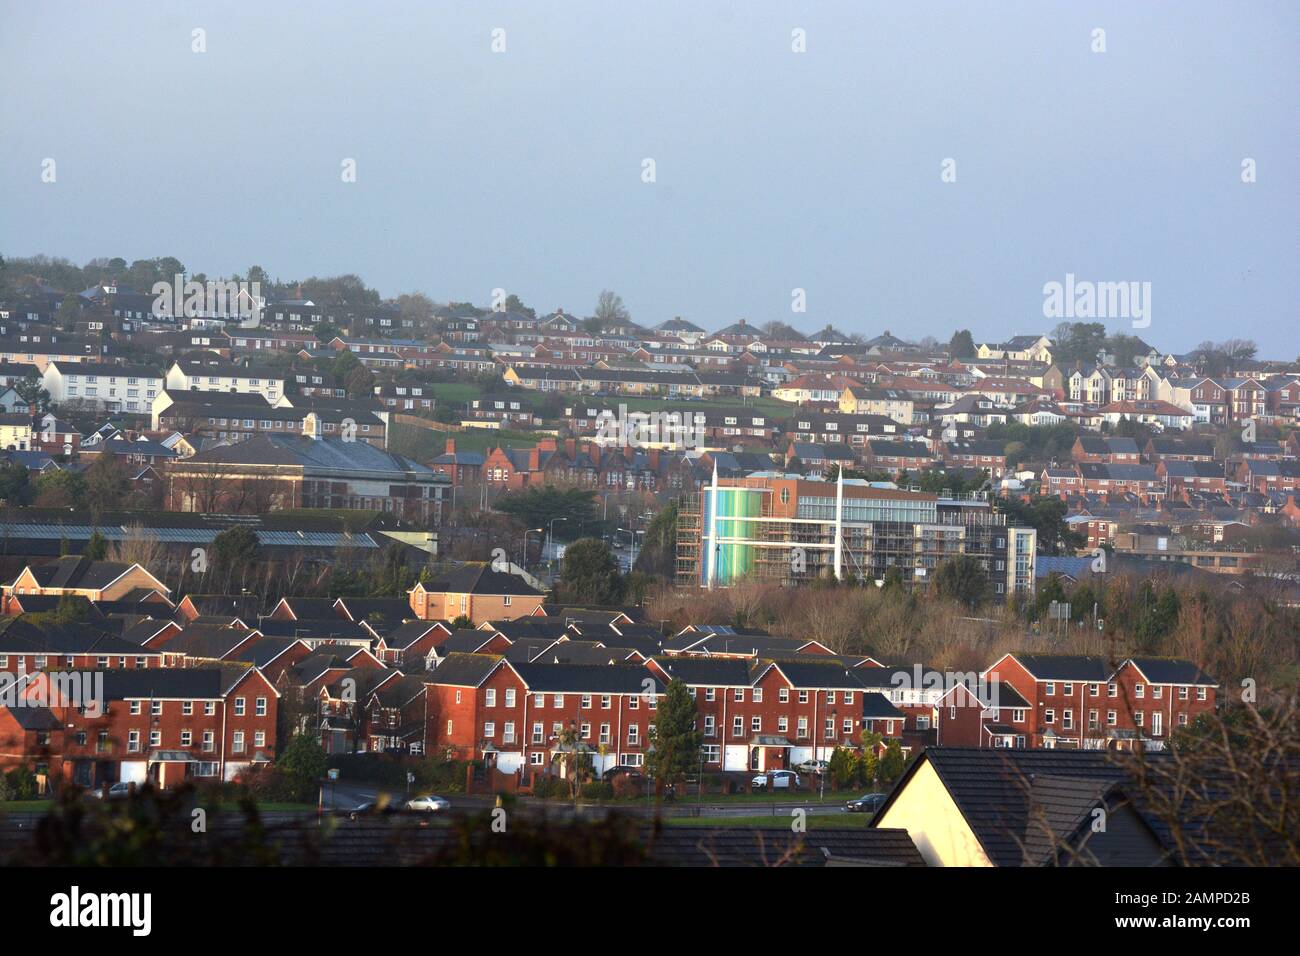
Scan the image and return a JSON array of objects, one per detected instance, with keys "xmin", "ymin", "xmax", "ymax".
[
  {"xmin": 794, "ymin": 759, "xmax": 829, "ymax": 775},
  {"xmin": 405, "ymin": 795, "xmax": 451, "ymax": 813},
  {"xmin": 845, "ymin": 792, "xmax": 887, "ymax": 814},
  {"xmin": 752, "ymin": 770, "xmax": 801, "ymax": 790},
  {"xmin": 94, "ymin": 782, "xmax": 134, "ymax": 800}
]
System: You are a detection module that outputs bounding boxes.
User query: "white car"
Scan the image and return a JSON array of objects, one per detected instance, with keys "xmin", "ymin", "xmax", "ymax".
[
  {"xmin": 405, "ymin": 795, "xmax": 451, "ymax": 813},
  {"xmin": 751, "ymin": 770, "xmax": 801, "ymax": 790},
  {"xmin": 94, "ymin": 782, "xmax": 134, "ymax": 800},
  {"xmin": 794, "ymin": 759, "xmax": 829, "ymax": 775}
]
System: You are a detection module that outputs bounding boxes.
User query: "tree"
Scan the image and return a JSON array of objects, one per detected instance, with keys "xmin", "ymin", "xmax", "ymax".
[
  {"xmin": 633, "ymin": 500, "xmax": 677, "ymax": 579},
  {"xmin": 278, "ymin": 733, "xmax": 328, "ymax": 784},
  {"xmin": 495, "ymin": 486, "xmax": 597, "ymax": 534},
  {"xmin": 83, "ymin": 453, "xmax": 129, "ymax": 516},
  {"xmin": 210, "ymin": 526, "xmax": 260, "ymax": 591},
  {"xmin": 83, "ymin": 530, "xmax": 108, "ymax": 561},
  {"xmin": 948, "ymin": 329, "xmax": 975, "ymax": 358},
  {"xmin": 933, "ymin": 554, "xmax": 990, "ymax": 608},
  {"xmin": 55, "ymin": 294, "xmax": 81, "ymax": 331},
  {"xmin": 345, "ymin": 364, "xmax": 375, "ymax": 399},
  {"xmin": 559, "ymin": 538, "xmax": 624, "ymax": 605},
  {"xmin": 878, "ymin": 740, "xmax": 906, "ymax": 785},
  {"xmin": 33, "ymin": 468, "xmax": 85, "ymax": 508},
  {"xmin": 646, "ymin": 679, "xmax": 703, "ymax": 792},
  {"xmin": 14, "ymin": 371, "xmax": 51, "ymax": 415},
  {"xmin": 594, "ymin": 289, "xmax": 630, "ymax": 328},
  {"xmin": 0, "ymin": 460, "xmax": 31, "ymax": 505}
]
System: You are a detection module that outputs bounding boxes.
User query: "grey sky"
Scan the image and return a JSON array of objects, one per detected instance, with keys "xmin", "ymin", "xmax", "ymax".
[{"xmin": 2, "ymin": 1, "xmax": 1296, "ymax": 354}]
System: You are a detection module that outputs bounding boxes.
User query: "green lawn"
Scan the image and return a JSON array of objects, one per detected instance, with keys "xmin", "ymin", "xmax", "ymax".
[{"xmin": 0, "ymin": 800, "xmax": 50, "ymax": 812}]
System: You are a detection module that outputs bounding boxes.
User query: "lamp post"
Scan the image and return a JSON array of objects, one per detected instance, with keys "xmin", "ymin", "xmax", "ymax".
[
  {"xmin": 546, "ymin": 517, "xmax": 568, "ymax": 570},
  {"xmin": 521, "ymin": 527, "xmax": 543, "ymax": 570}
]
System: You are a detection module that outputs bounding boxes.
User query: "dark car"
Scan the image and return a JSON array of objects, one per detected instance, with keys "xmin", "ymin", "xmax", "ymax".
[{"xmin": 845, "ymin": 792, "xmax": 887, "ymax": 814}]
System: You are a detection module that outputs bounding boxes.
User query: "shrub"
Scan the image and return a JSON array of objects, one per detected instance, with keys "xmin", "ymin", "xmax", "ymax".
[
  {"xmin": 579, "ymin": 782, "xmax": 614, "ymax": 801},
  {"xmin": 0, "ymin": 768, "xmax": 39, "ymax": 801}
]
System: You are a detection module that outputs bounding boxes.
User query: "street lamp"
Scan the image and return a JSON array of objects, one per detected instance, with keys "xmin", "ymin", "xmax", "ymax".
[
  {"xmin": 521, "ymin": 527, "xmax": 543, "ymax": 569},
  {"xmin": 546, "ymin": 517, "xmax": 568, "ymax": 568}
]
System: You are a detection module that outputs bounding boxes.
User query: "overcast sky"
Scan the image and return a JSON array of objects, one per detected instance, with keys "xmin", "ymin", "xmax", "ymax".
[{"xmin": 2, "ymin": 1, "xmax": 1296, "ymax": 354}]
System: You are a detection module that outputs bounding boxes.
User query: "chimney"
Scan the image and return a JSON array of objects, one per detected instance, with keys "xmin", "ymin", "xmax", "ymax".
[
  {"xmin": 528, "ymin": 446, "xmax": 540, "ymax": 471},
  {"xmin": 445, "ymin": 438, "xmax": 455, "ymax": 455}
]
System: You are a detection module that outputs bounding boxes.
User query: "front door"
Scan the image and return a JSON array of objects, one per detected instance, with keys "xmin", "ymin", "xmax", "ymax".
[{"xmin": 1151, "ymin": 711, "xmax": 1162, "ymax": 737}]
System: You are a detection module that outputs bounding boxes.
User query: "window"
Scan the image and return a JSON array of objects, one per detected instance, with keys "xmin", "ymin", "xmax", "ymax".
[
  {"xmin": 1088, "ymin": 709, "xmax": 1099, "ymax": 730},
  {"xmin": 204, "ymin": 702, "xmax": 215, "ymax": 716},
  {"xmin": 1196, "ymin": 687, "xmax": 1207, "ymax": 701},
  {"xmin": 533, "ymin": 693, "xmax": 545, "ymax": 708},
  {"xmin": 731, "ymin": 716, "xmax": 743, "ymax": 737},
  {"xmin": 733, "ymin": 688, "xmax": 744, "ymax": 702},
  {"xmin": 255, "ymin": 697, "xmax": 267, "ymax": 716},
  {"xmin": 503, "ymin": 722, "xmax": 516, "ymax": 744},
  {"xmin": 580, "ymin": 694, "xmax": 591, "ymax": 708},
  {"xmin": 531, "ymin": 722, "xmax": 543, "ymax": 744},
  {"xmin": 824, "ymin": 718, "xmax": 834, "ymax": 739},
  {"xmin": 130, "ymin": 701, "xmax": 142, "ymax": 716},
  {"xmin": 504, "ymin": 689, "xmax": 516, "ymax": 707},
  {"xmin": 601, "ymin": 695, "xmax": 612, "ymax": 709},
  {"xmin": 483, "ymin": 722, "xmax": 495, "ymax": 738},
  {"xmin": 1152, "ymin": 685, "xmax": 1163, "ymax": 700},
  {"xmin": 1044, "ymin": 709, "xmax": 1055, "ymax": 724},
  {"xmin": 127, "ymin": 730, "xmax": 140, "ymax": 753},
  {"xmin": 628, "ymin": 724, "xmax": 639, "ymax": 745},
  {"xmin": 798, "ymin": 690, "xmax": 809, "ymax": 704},
  {"xmin": 1045, "ymin": 682, "xmax": 1055, "ymax": 696},
  {"xmin": 530, "ymin": 752, "xmax": 544, "ymax": 766},
  {"xmin": 1063, "ymin": 683, "xmax": 1073, "ymax": 696},
  {"xmin": 152, "ymin": 700, "xmax": 162, "ymax": 716},
  {"xmin": 628, "ymin": 696, "xmax": 639, "ymax": 710},
  {"xmin": 1108, "ymin": 683, "xmax": 1117, "ymax": 697},
  {"xmin": 1089, "ymin": 683, "xmax": 1100, "ymax": 697},
  {"xmin": 826, "ymin": 691, "xmax": 836, "ymax": 705},
  {"xmin": 1062, "ymin": 710, "xmax": 1073, "ymax": 730},
  {"xmin": 704, "ymin": 688, "xmax": 715, "ymax": 702},
  {"xmin": 778, "ymin": 687, "xmax": 789, "ymax": 703},
  {"xmin": 1107, "ymin": 710, "xmax": 1117, "ymax": 726},
  {"xmin": 750, "ymin": 716, "xmax": 761, "ymax": 733},
  {"xmin": 553, "ymin": 694, "xmax": 564, "ymax": 708},
  {"xmin": 777, "ymin": 716, "xmax": 788, "ymax": 733},
  {"xmin": 446, "ymin": 720, "xmax": 453, "ymax": 736},
  {"xmin": 599, "ymin": 724, "xmax": 611, "ymax": 745},
  {"xmin": 180, "ymin": 730, "xmax": 192, "ymax": 747},
  {"xmin": 797, "ymin": 717, "xmax": 808, "ymax": 738},
  {"xmin": 1178, "ymin": 686, "xmax": 1189, "ymax": 700},
  {"xmin": 1012, "ymin": 708, "xmax": 1026, "ymax": 723},
  {"xmin": 234, "ymin": 697, "xmax": 246, "ymax": 716},
  {"xmin": 1134, "ymin": 711, "xmax": 1144, "ymax": 727},
  {"xmin": 580, "ymin": 723, "xmax": 591, "ymax": 739},
  {"xmin": 150, "ymin": 730, "xmax": 161, "ymax": 747},
  {"xmin": 1134, "ymin": 684, "xmax": 1145, "ymax": 698}
]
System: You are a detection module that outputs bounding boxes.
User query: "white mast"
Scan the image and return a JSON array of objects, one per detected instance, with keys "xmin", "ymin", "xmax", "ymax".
[
  {"xmin": 833, "ymin": 464, "xmax": 844, "ymax": 581},
  {"xmin": 705, "ymin": 457, "xmax": 719, "ymax": 589}
]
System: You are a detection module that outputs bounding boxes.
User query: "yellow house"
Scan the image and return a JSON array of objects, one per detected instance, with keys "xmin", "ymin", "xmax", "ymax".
[
  {"xmin": 3, "ymin": 556, "xmax": 171, "ymax": 609},
  {"xmin": 408, "ymin": 564, "xmax": 545, "ymax": 623},
  {"xmin": 872, "ymin": 747, "xmax": 1172, "ymax": 866},
  {"xmin": 0, "ymin": 414, "xmax": 32, "ymax": 451}
]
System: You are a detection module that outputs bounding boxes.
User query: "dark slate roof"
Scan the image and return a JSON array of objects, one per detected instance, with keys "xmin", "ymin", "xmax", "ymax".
[
  {"xmin": 440, "ymin": 629, "xmax": 503, "ymax": 654},
  {"xmin": 225, "ymin": 637, "xmax": 305, "ymax": 669},
  {"xmin": 860, "ymin": 693, "xmax": 907, "ymax": 719},
  {"xmin": 272, "ymin": 597, "xmax": 340, "ymax": 619},
  {"xmin": 421, "ymin": 565, "xmax": 544, "ymax": 598},
  {"xmin": 24, "ymin": 556, "xmax": 142, "ymax": 591},
  {"xmin": 6, "ymin": 705, "xmax": 62, "ymax": 731},
  {"xmin": 510, "ymin": 663, "xmax": 663, "ymax": 694},
  {"xmin": 0, "ymin": 618, "xmax": 156, "ymax": 657},
  {"xmin": 1002, "ymin": 655, "xmax": 1111, "ymax": 682},
  {"xmin": 426, "ymin": 652, "xmax": 503, "ymax": 687},
  {"xmin": 336, "ymin": 597, "xmax": 415, "ymax": 623},
  {"xmin": 381, "ymin": 621, "xmax": 442, "ymax": 650},
  {"xmin": 164, "ymin": 626, "xmax": 259, "ymax": 660},
  {"xmin": 650, "ymin": 656, "xmax": 754, "ymax": 687},
  {"xmin": 256, "ymin": 618, "xmax": 372, "ymax": 643},
  {"xmin": 98, "ymin": 666, "xmax": 255, "ymax": 700},
  {"xmin": 876, "ymin": 748, "xmax": 1140, "ymax": 867},
  {"xmin": 1125, "ymin": 658, "xmax": 1217, "ymax": 686},
  {"xmin": 645, "ymin": 826, "xmax": 924, "ymax": 867}
]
